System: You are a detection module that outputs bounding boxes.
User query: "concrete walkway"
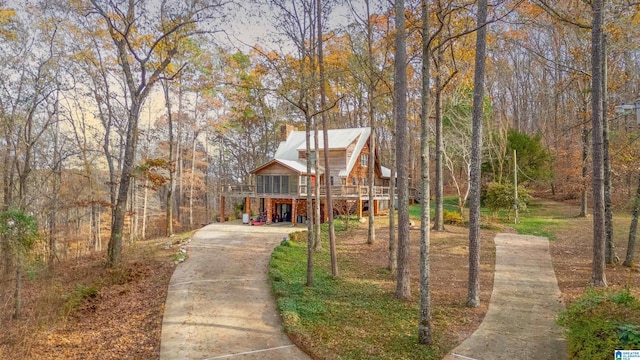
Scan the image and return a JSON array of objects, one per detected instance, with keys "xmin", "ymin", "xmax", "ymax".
[
  {"xmin": 445, "ymin": 233, "xmax": 567, "ymax": 360},
  {"xmin": 160, "ymin": 222, "xmax": 310, "ymax": 360}
]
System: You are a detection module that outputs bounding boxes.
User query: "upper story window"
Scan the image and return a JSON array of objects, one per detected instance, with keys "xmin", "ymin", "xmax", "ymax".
[
  {"xmin": 257, "ymin": 175, "xmax": 294, "ymax": 194},
  {"xmin": 361, "ymin": 153, "xmax": 369, "ymax": 167}
]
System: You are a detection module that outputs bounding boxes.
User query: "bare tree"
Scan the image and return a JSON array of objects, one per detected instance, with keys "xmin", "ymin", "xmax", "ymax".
[{"xmin": 82, "ymin": 0, "xmax": 226, "ymax": 266}]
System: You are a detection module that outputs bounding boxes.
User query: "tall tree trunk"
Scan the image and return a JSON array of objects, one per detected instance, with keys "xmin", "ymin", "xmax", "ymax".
[
  {"xmin": 142, "ymin": 178, "xmax": 148, "ymax": 240},
  {"xmin": 394, "ymin": 0, "xmax": 411, "ymax": 300},
  {"xmin": 418, "ymin": 0, "xmax": 432, "ymax": 345},
  {"xmin": 318, "ymin": 0, "xmax": 338, "ymax": 277},
  {"xmin": 189, "ymin": 132, "xmax": 197, "ymax": 227},
  {"xmin": 176, "ymin": 86, "xmax": 184, "ymax": 225},
  {"xmin": 163, "ymin": 80, "xmax": 175, "ymax": 236},
  {"xmin": 366, "ymin": 0, "xmax": 376, "ymax": 246},
  {"xmin": 49, "ymin": 115, "xmax": 61, "ymax": 266},
  {"xmin": 623, "ymin": 172, "xmax": 640, "ymax": 267},
  {"xmin": 1, "ymin": 148, "xmax": 14, "ymax": 273},
  {"xmin": 389, "ymin": 132, "xmax": 397, "ymax": 273},
  {"xmin": 580, "ymin": 124, "xmax": 589, "ymax": 217},
  {"xmin": 306, "ymin": 114, "xmax": 315, "ymax": 287},
  {"xmin": 92, "ymin": 204, "xmax": 101, "ymax": 251},
  {"xmin": 603, "ymin": 35, "xmax": 616, "ymax": 264},
  {"xmin": 467, "ymin": 0, "xmax": 488, "ymax": 308},
  {"xmin": 433, "ymin": 54, "xmax": 445, "ymax": 231},
  {"xmin": 314, "ymin": 123, "xmax": 321, "ymax": 250},
  {"xmin": 107, "ymin": 99, "xmax": 142, "ymax": 267},
  {"xmin": 13, "ymin": 257, "xmax": 22, "ymax": 319},
  {"xmin": 590, "ymin": 0, "xmax": 607, "ymax": 287}
]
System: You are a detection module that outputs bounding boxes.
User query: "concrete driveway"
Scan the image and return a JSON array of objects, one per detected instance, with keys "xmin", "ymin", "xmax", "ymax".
[
  {"xmin": 445, "ymin": 233, "xmax": 567, "ymax": 360},
  {"xmin": 160, "ymin": 222, "xmax": 310, "ymax": 360}
]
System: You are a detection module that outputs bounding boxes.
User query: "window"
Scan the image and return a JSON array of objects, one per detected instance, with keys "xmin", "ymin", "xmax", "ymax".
[
  {"xmin": 282, "ymin": 176, "xmax": 289, "ymax": 193},
  {"xmin": 257, "ymin": 175, "xmax": 264, "ymax": 193},
  {"xmin": 361, "ymin": 153, "xmax": 369, "ymax": 167},
  {"xmin": 264, "ymin": 175, "xmax": 271, "ymax": 193},
  {"xmin": 352, "ymin": 177, "xmax": 356, "ymax": 186},
  {"xmin": 362, "ymin": 178, "xmax": 367, "ymax": 186},
  {"xmin": 330, "ymin": 176, "xmax": 334, "ymax": 186},
  {"xmin": 273, "ymin": 176, "xmax": 281, "ymax": 193}
]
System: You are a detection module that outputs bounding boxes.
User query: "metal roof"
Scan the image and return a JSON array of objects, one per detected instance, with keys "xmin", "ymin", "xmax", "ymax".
[{"xmin": 252, "ymin": 127, "xmax": 371, "ymax": 176}]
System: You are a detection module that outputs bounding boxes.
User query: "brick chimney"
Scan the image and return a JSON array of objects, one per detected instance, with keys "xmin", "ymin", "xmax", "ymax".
[{"xmin": 280, "ymin": 124, "xmax": 297, "ymax": 141}]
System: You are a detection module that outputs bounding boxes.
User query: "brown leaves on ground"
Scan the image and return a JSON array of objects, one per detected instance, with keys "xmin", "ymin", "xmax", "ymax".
[
  {"xmin": 547, "ymin": 199, "xmax": 640, "ymax": 303},
  {"xmin": 0, "ymin": 239, "xmax": 178, "ymax": 360}
]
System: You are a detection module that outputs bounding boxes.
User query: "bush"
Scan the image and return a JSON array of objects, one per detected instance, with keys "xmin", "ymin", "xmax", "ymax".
[
  {"xmin": 557, "ymin": 289, "xmax": 640, "ymax": 359},
  {"xmin": 482, "ymin": 182, "xmax": 531, "ymax": 219},
  {"xmin": 443, "ymin": 210, "xmax": 463, "ymax": 225},
  {"xmin": 289, "ymin": 231, "xmax": 307, "ymax": 243}
]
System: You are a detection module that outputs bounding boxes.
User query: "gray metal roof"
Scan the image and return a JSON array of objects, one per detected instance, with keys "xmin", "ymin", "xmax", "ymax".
[{"xmin": 253, "ymin": 127, "xmax": 371, "ymax": 175}]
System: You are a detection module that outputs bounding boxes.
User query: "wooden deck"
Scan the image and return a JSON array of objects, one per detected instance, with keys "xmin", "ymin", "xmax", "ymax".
[{"xmin": 221, "ymin": 184, "xmax": 397, "ymax": 200}]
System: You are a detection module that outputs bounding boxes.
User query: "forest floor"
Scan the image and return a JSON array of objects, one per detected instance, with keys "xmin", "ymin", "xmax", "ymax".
[
  {"xmin": 0, "ymin": 233, "xmax": 187, "ymax": 359},
  {"xmin": 1, "ymin": 198, "xmax": 640, "ymax": 359}
]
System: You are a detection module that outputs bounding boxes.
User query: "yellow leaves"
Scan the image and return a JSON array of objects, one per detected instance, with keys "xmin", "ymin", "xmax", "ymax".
[{"xmin": 0, "ymin": 7, "xmax": 17, "ymax": 40}]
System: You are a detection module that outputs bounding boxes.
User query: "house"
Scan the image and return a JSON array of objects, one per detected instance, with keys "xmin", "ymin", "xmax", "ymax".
[{"xmin": 220, "ymin": 125, "xmax": 392, "ymax": 225}]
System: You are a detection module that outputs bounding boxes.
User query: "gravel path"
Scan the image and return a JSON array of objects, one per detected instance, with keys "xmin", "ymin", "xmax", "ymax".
[
  {"xmin": 160, "ymin": 222, "xmax": 310, "ymax": 360},
  {"xmin": 444, "ymin": 233, "xmax": 567, "ymax": 360}
]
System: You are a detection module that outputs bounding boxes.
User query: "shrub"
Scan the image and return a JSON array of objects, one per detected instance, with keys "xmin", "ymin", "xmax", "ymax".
[
  {"xmin": 443, "ymin": 210, "xmax": 463, "ymax": 225},
  {"xmin": 482, "ymin": 182, "xmax": 531, "ymax": 219},
  {"xmin": 557, "ymin": 289, "xmax": 640, "ymax": 359},
  {"xmin": 289, "ymin": 231, "xmax": 307, "ymax": 243}
]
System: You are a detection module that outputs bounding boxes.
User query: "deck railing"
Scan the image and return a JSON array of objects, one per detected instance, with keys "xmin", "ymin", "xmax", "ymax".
[{"xmin": 221, "ymin": 184, "xmax": 402, "ymax": 199}]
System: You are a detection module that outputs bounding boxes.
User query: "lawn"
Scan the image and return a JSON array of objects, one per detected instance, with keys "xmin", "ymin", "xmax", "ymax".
[
  {"xmin": 270, "ymin": 196, "xmax": 640, "ymax": 359},
  {"xmin": 270, "ymin": 211, "xmax": 496, "ymax": 359}
]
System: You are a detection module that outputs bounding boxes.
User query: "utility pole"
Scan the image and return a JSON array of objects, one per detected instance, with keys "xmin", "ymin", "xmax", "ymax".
[{"xmin": 514, "ymin": 149, "xmax": 519, "ymax": 224}]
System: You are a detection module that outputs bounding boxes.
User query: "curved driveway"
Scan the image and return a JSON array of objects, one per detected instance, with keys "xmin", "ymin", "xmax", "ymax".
[
  {"xmin": 160, "ymin": 222, "xmax": 310, "ymax": 360},
  {"xmin": 445, "ymin": 233, "xmax": 567, "ymax": 360}
]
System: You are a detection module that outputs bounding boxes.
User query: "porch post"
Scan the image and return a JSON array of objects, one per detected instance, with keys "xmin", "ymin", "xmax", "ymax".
[
  {"xmin": 323, "ymin": 199, "xmax": 329, "ymax": 223},
  {"xmin": 373, "ymin": 199, "xmax": 379, "ymax": 216},
  {"xmin": 357, "ymin": 198, "xmax": 363, "ymax": 218},
  {"xmin": 292, "ymin": 198, "xmax": 298, "ymax": 226},
  {"xmin": 266, "ymin": 197, "xmax": 273, "ymax": 224},
  {"xmin": 220, "ymin": 195, "xmax": 226, "ymax": 223},
  {"xmin": 245, "ymin": 197, "xmax": 251, "ymax": 216}
]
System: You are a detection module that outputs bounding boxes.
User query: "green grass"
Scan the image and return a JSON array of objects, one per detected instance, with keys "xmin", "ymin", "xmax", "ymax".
[
  {"xmin": 409, "ymin": 196, "xmax": 460, "ymax": 220},
  {"xmin": 408, "ymin": 197, "xmax": 569, "ymax": 240},
  {"xmin": 509, "ymin": 200, "xmax": 569, "ymax": 239},
  {"xmin": 270, "ymin": 236, "xmax": 445, "ymax": 359}
]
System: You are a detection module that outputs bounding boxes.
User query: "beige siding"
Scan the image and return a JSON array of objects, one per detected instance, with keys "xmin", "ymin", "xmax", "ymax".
[{"xmin": 255, "ymin": 163, "xmax": 298, "ymax": 176}]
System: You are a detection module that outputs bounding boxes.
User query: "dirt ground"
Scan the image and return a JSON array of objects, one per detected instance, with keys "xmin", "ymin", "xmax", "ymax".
[{"xmin": 545, "ymin": 199, "xmax": 640, "ymax": 302}]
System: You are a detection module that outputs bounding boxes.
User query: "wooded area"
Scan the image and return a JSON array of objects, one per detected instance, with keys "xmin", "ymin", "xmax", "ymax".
[{"xmin": 1, "ymin": 0, "xmax": 639, "ymax": 343}]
